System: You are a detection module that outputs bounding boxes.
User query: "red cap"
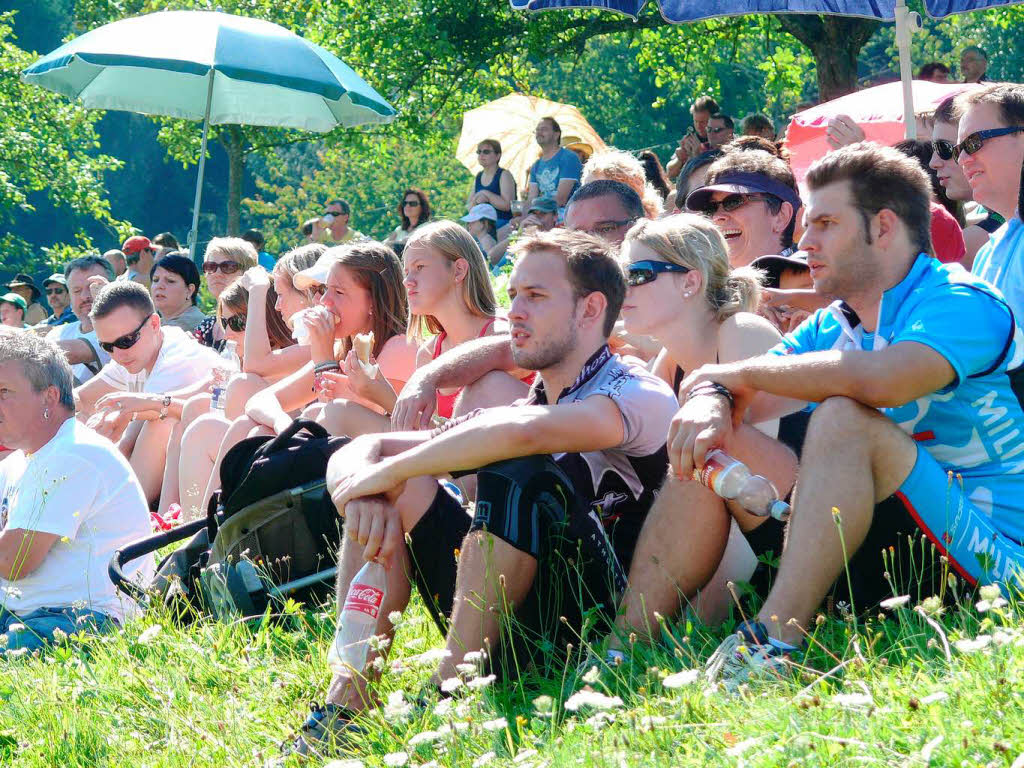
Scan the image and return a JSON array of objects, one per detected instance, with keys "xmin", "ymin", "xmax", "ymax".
[{"xmin": 122, "ymin": 235, "xmax": 153, "ymax": 255}]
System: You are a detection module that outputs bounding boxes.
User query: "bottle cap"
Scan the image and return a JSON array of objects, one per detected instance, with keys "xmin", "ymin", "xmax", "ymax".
[{"xmin": 769, "ymin": 500, "xmax": 791, "ymax": 522}]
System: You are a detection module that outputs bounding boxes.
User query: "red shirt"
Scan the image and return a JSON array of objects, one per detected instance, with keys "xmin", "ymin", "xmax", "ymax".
[{"xmin": 930, "ymin": 201, "xmax": 966, "ymax": 265}]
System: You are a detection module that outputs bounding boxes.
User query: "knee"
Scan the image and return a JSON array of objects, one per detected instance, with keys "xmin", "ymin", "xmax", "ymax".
[
  {"xmin": 808, "ymin": 396, "xmax": 874, "ymax": 435},
  {"xmin": 225, "ymin": 373, "xmax": 266, "ymax": 419},
  {"xmin": 181, "ymin": 393, "xmax": 210, "ymax": 425},
  {"xmin": 302, "ymin": 402, "xmax": 326, "ymax": 423}
]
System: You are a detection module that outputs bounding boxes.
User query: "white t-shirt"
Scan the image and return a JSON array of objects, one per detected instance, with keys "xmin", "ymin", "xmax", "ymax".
[
  {"xmin": 97, "ymin": 325, "xmax": 221, "ymax": 393},
  {"xmin": 0, "ymin": 419, "xmax": 155, "ymax": 621},
  {"xmin": 47, "ymin": 321, "xmax": 111, "ymax": 384}
]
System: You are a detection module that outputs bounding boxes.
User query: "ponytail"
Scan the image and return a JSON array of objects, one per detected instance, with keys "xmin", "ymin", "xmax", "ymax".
[{"xmin": 712, "ymin": 267, "xmax": 764, "ymax": 321}]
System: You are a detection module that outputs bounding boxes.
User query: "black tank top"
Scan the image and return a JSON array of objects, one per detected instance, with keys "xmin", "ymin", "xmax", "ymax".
[{"xmin": 474, "ymin": 168, "xmax": 514, "ymax": 225}]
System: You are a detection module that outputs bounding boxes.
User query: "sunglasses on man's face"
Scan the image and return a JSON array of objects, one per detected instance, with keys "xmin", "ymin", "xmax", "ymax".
[
  {"xmin": 699, "ymin": 193, "xmax": 770, "ymax": 217},
  {"xmin": 98, "ymin": 314, "xmax": 151, "ymax": 353},
  {"xmin": 203, "ymin": 260, "xmax": 242, "ymax": 275},
  {"xmin": 952, "ymin": 126, "xmax": 1024, "ymax": 162},
  {"xmin": 220, "ymin": 314, "xmax": 246, "ymax": 333},
  {"xmin": 626, "ymin": 259, "xmax": 691, "ymax": 287},
  {"xmin": 46, "ymin": 287, "xmax": 66, "ymax": 295}
]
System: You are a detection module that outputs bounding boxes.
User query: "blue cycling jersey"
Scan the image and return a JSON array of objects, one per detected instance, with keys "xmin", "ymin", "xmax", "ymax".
[{"xmin": 771, "ymin": 254, "xmax": 1024, "ymax": 546}]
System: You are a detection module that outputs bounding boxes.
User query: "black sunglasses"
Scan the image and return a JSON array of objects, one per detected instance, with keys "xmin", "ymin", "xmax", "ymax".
[
  {"xmin": 952, "ymin": 126, "xmax": 1024, "ymax": 162},
  {"xmin": 45, "ymin": 286, "xmax": 67, "ymax": 295},
  {"xmin": 626, "ymin": 259, "xmax": 691, "ymax": 287},
  {"xmin": 203, "ymin": 260, "xmax": 242, "ymax": 275},
  {"xmin": 699, "ymin": 193, "xmax": 771, "ymax": 216},
  {"xmin": 403, "ymin": 200, "xmax": 421, "ymax": 207},
  {"xmin": 220, "ymin": 314, "xmax": 246, "ymax": 333},
  {"xmin": 931, "ymin": 138, "xmax": 955, "ymax": 161},
  {"xmin": 98, "ymin": 314, "xmax": 151, "ymax": 353}
]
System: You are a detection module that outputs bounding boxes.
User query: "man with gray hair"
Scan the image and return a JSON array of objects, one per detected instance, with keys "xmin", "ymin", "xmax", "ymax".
[
  {"xmin": 46, "ymin": 255, "xmax": 115, "ymax": 385},
  {"xmin": 0, "ymin": 332, "xmax": 154, "ymax": 652}
]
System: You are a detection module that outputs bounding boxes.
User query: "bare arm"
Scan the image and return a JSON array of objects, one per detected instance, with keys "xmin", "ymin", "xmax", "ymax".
[
  {"xmin": 246, "ymin": 362, "xmax": 316, "ymax": 433},
  {"xmin": 55, "ymin": 338, "xmax": 100, "ymax": 367},
  {"xmin": 555, "ymin": 178, "xmax": 576, "ymax": 209},
  {"xmin": 0, "ymin": 529, "xmax": 59, "ymax": 580},
  {"xmin": 74, "ymin": 375, "xmax": 117, "ymax": 419}
]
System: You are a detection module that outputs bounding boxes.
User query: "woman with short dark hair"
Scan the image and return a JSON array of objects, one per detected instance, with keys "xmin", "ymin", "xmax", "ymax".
[{"xmin": 150, "ymin": 253, "xmax": 207, "ymax": 332}]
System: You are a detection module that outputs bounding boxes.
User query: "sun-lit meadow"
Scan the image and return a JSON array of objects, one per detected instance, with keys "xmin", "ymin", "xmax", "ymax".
[{"xmin": 2, "ymin": 578, "xmax": 1023, "ymax": 768}]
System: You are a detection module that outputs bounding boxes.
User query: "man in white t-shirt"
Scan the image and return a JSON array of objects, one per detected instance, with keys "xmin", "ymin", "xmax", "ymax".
[
  {"xmin": 74, "ymin": 281, "xmax": 221, "ymax": 503},
  {"xmin": 45, "ymin": 255, "xmax": 114, "ymax": 385},
  {"xmin": 0, "ymin": 331, "xmax": 154, "ymax": 653}
]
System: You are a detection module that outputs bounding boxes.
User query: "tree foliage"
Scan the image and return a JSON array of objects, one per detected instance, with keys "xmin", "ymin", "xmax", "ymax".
[{"xmin": 0, "ymin": 11, "xmax": 127, "ymax": 274}]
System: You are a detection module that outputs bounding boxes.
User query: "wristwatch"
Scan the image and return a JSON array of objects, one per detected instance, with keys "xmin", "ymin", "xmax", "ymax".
[{"xmin": 158, "ymin": 395, "xmax": 172, "ymax": 420}]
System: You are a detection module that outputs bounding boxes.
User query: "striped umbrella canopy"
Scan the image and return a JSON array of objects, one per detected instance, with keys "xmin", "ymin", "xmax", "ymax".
[{"xmin": 22, "ymin": 10, "xmax": 396, "ymax": 257}]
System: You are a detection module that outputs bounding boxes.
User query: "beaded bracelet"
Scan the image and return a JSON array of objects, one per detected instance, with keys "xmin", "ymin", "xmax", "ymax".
[{"xmin": 685, "ymin": 382, "xmax": 734, "ymax": 409}]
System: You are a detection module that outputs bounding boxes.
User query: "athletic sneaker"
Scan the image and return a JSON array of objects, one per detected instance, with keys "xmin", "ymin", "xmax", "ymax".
[
  {"xmin": 704, "ymin": 620, "xmax": 791, "ymax": 692},
  {"xmin": 266, "ymin": 703, "xmax": 362, "ymax": 766}
]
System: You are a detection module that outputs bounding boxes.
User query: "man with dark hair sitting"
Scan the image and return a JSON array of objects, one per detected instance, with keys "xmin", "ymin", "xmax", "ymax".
[
  {"xmin": 622, "ymin": 142, "xmax": 1024, "ymax": 690},
  {"xmin": 73, "ymin": 281, "xmax": 221, "ymax": 503},
  {"xmin": 0, "ymin": 331, "xmax": 153, "ymax": 653},
  {"xmin": 276, "ymin": 228, "xmax": 678, "ymax": 760}
]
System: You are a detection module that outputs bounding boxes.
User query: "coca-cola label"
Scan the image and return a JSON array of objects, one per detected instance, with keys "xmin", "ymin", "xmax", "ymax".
[{"xmin": 344, "ymin": 582, "xmax": 384, "ymax": 619}]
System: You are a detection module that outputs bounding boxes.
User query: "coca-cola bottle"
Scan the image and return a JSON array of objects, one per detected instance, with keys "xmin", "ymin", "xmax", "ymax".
[
  {"xmin": 328, "ymin": 560, "xmax": 388, "ymax": 676},
  {"xmin": 694, "ymin": 449, "xmax": 790, "ymax": 521}
]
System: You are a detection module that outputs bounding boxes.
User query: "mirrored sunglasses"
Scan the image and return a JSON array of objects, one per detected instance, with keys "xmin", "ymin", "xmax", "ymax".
[{"xmin": 626, "ymin": 259, "xmax": 691, "ymax": 287}]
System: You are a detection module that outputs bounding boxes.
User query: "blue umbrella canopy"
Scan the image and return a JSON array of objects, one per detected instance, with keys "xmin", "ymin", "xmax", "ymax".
[{"xmin": 21, "ymin": 10, "xmax": 396, "ymax": 132}]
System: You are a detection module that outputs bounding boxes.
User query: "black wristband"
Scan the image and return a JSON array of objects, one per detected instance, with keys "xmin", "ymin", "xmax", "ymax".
[
  {"xmin": 314, "ymin": 360, "xmax": 341, "ymax": 374},
  {"xmin": 686, "ymin": 382, "xmax": 734, "ymax": 408}
]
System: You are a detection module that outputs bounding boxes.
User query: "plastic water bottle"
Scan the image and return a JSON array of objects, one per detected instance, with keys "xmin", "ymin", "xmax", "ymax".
[
  {"xmin": 328, "ymin": 560, "xmax": 387, "ymax": 676},
  {"xmin": 210, "ymin": 340, "xmax": 240, "ymax": 411},
  {"xmin": 694, "ymin": 449, "xmax": 791, "ymax": 521}
]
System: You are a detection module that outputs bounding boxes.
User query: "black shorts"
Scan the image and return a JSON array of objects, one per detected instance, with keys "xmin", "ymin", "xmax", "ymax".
[
  {"xmin": 744, "ymin": 493, "xmax": 953, "ymax": 614},
  {"xmin": 407, "ymin": 455, "xmax": 624, "ymax": 672}
]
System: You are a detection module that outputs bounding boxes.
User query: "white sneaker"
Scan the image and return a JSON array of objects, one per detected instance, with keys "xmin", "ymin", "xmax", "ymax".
[{"xmin": 705, "ymin": 621, "xmax": 791, "ymax": 692}]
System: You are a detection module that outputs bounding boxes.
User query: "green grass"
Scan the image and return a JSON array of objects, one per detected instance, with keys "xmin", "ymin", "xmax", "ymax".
[{"xmin": 2, "ymin": 585, "xmax": 1023, "ymax": 768}]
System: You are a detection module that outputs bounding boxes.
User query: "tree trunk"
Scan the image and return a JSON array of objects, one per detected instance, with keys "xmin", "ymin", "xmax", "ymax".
[
  {"xmin": 223, "ymin": 125, "xmax": 245, "ymax": 236},
  {"xmin": 777, "ymin": 15, "xmax": 881, "ymax": 102}
]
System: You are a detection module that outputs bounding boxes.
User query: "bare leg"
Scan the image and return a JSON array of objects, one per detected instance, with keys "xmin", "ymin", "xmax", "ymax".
[
  {"xmin": 224, "ymin": 373, "xmax": 269, "ymax": 421},
  {"xmin": 129, "ymin": 417, "xmax": 178, "ymax": 505},
  {"xmin": 117, "ymin": 420, "xmax": 143, "ymax": 460},
  {"xmin": 757, "ymin": 397, "xmax": 918, "ymax": 645},
  {"xmin": 614, "ymin": 475, "xmax": 731, "ymax": 644},
  {"xmin": 325, "ymin": 477, "xmax": 437, "ymax": 712},
  {"xmin": 201, "ymin": 415, "xmax": 273, "ymax": 512},
  {"xmin": 158, "ymin": 393, "xmax": 212, "ymax": 513},
  {"xmin": 317, "ymin": 399, "xmax": 390, "ymax": 439},
  {"xmin": 178, "ymin": 414, "xmax": 230, "ymax": 521},
  {"xmin": 433, "ymin": 529, "xmax": 536, "ymax": 683}
]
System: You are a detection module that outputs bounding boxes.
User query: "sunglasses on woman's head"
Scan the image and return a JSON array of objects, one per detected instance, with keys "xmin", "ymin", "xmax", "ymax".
[
  {"xmin": 98, "ymin": 314, "xmax": 151, "ymax": 353},
  {"xmin": 220, "ymin": 314, "xmax": 246, "ymax": 332},
  {"xmin": 952, "ymin": 126, "xmax": 1024, "ymax": 162},
  {"xmin": 626, "ymin": 260, "xmax": 691, "ymax": 287},
  {"xmin": 203, "ymin": 260, "xmax": 241, "ymax": 275}
]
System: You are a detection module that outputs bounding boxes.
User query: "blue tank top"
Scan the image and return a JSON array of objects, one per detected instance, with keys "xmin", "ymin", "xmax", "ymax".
[{"xmin": 474, "ymin": 168, "xmax": 513, "ymax": 226}]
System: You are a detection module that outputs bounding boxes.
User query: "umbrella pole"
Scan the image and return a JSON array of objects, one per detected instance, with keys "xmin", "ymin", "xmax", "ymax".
[
  {"xmin": 894, "ymin": 0, "xmax": 921, "ymax": 140},
  {"xmin": 188, "ymin": 70, "xmax": 215, "ymax": 263}
]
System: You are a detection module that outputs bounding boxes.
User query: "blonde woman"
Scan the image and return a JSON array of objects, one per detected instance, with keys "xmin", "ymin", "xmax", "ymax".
[
  {"xmin": 582, "ymin": 148, "xmax": 666, "ymax": 220},
  {"xmin": 192, "ymin": 237, "xmax": 259, "ymax": 349},
  {"xmin": 617, "ymin": 213, "xmax": 803, "ymax": 625}
]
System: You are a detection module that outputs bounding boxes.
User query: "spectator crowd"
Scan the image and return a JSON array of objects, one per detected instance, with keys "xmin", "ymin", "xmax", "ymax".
[{"xmin": 1, "ymin": 47, "xmax": 1023, "ymax": 764}]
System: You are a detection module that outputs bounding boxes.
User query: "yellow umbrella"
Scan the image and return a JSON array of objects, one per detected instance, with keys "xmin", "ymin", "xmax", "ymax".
[{"xmin": 456, "ymin": 93, "xmax": 607, "ymax": 196}]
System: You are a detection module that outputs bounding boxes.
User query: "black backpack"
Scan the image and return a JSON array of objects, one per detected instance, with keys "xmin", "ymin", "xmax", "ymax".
[{"xmin": 110, "ymin": 419, "xmax": 351, "ymax": 620}]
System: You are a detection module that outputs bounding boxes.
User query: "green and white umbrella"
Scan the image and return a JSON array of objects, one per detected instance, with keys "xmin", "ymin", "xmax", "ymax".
[{"xmin": 22, "ymin": 10, "xmax": 397, "ymax": 258}]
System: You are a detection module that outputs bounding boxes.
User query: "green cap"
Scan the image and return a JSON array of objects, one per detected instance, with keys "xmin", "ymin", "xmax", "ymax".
[{"xmin": 0, "ymin": 292, "xmax": 28, "ymax": 313}]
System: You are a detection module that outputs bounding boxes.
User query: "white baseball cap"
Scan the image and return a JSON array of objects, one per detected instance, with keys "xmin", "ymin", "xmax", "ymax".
[
  {"xmin": 461, "ymin": 203, "xmax": 498, "ymax": 223},
  {"xmin": 294, "ymin": 249, "xmax": 343, "ymax": 290}
]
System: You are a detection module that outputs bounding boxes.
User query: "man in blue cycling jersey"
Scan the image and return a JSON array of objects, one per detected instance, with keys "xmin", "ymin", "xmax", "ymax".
[{"xmin": 658, "ymin": 142, "xmax": 1024, "ymax": 688}]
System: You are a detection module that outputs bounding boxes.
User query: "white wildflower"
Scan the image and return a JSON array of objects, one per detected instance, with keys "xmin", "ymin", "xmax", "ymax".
[
  {"xmin": 580, "ymin": 665, "xmax": 600, "ymax": 684},
  {"xmin": 979, "ymin": 584, "xmax": 1002, "ymax": 601},
  {"xmin": 403, "ymin": 637, "xmax": 425, "ymax": 651},
  {"xmin": 662, "ymin": 669, "xmax": 700, "ymax": 689},
  {"xmin": 467, "ymin": 674, "xmax": 496, "ymax": 690},
  {"xmin": 408, "ymin": 730, "xmax": 442, "ymax": 747},
  {"xmin": 564, "ymin": 690, "xmax": 624, "ymax": 711},
  {"xmin": 51, "ymin": 627, "xmax": 67, "ymax": 643},
  {"xmin": 456, "ymin": 663, "xmax": 477, "ymax": 676},
  {"xmin": 137, "ymin": 625, "xmax": 162, "ymax": 645},
  {"xmin": 433, "ymin": 698, "xmax": 453, "ymax": 717},
  {"xmin": 438, "ymin": 721, "xmax": 469, "ymax": 736},
  {"xmin": 440, "ymin": 677, "xmax": 463, "ymax": 693},
  {"xmin": 383, "ymin": 752, "xmax": 409, "ymax": 767},
  {"xmin": 463, "ymin": 650, "xmax": 486, "ymax": 663},
  {"xmin": 323, "ymin": 761, "xmax": 364, "ymax": 768},
  {"xmin": 514, "ymin": 749, "xmax": 539, "ymax": 763},
  {"xmin": 7, "ymin": 623, "xmax": 25, "ymax": 634},
  {"xmin": 920, "ymin": 692, "xmax": 949, "ymax": 705},
  {"xmin": 584, "ymin": 711, "xmax": 615, "ymax": 729},
  {"xmin": 976, "ymin": 597, "xmax": 1009, "ymax": 613},
  {"xmin": 954, "ymin": 635, "xmax": 993, "ymax": 653},
  {"xmin": 388, "ymin": 610, "xmax": 404, "ymax": 625},
  {"xmin": 406, "ymin": 648, "xmax": 451, "ymax": 666},
  {"xmin": 831, "ymin": 692, "xmax": 873, "ymax": 709},
  {"xmin": 473, "ymin": 752, "xmax": 497, "ymax": 767},
  {"xmin": 639, "ymin": 715, "xmax": 667, "ymax": 729},
  {"xmin": 481, "ymin": 717, "xmax": 508, "ymax": 732},
  {"xmin": 880, "ymin": 595, "xmax": 911, "ymax": 610},
  {"xmin": 384, "ymin": 690, "xmax": 413, "ymax": 721}
]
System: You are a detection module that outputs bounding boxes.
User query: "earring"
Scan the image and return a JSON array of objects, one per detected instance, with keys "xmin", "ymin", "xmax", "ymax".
[{"xmin": 43, "ymin": 408, "xmax": 50, "ymax": 420}]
